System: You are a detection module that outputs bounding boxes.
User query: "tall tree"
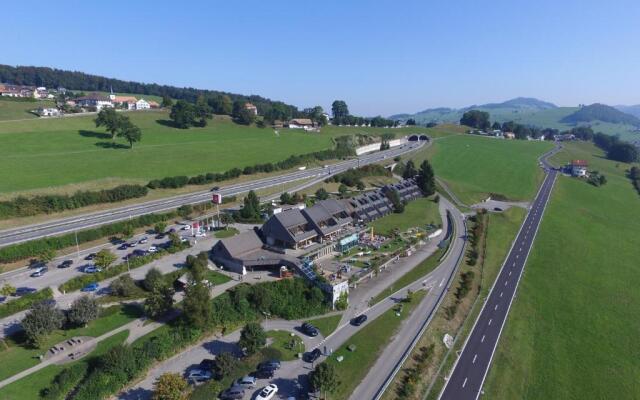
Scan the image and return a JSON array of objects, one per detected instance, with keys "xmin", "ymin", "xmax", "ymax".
[
  {"xmin": 195, "ymin": 95, "xmax": 212, "ymax": 127},
  {"xmin": 182, "ymin": 277, "xmax": 211, "ymax": 329},
  {"xmin": 331, "ymin": 100, "xmax": 349, "ymax": 119},
  {"xmin": 94, "ymin": 107, "xmax": 121, "ymax": 139},
  {"xmin": 240, "ymin": 190, "xmax": 261, "ymax": 220},
  {"xmin": 117, "ymin": 118, "xmax": 142, "ymax": 148},
  {"xmin": 153, "ymin": 372, "xmax": 188, "ymax": 400},
  {"xmin": 238, "ymin": 322, "xmax": 267, "ymax": 355},
  {"xmin": 22, "ymin": 301, "xmax": 65, "ymax": 346},
  {"xmin": 402, "ymin": 160, "xmax": 417, "ymax": 179},
  {"xmin": 315, "ymin": 187, "xmax": 329, "ymax": 200},
  {"xmin": 94, "ymin": 249, "xmax": 117, "ymax": 269},
  {"xmin": 68, "ymin": 296, "xmax": 99, "ymax": 327},
  {"xmin": 416, "ymin": 160, "xmax": 436, "ymax": 196},
  {"xmin": 169, "ymin": 100, "xmax": 197, "ymax": 128},
  {"xmin": 460, "ymin": 110, "xmax": 491, "ymax": 130},
  {"xmin": 161, "ymin": 95, "xmax": 173, "ymax": 108},
  {"xmin": 144, "ymin": 285, "xmax": 175, "ymax": 319},
  {"xmin": 310, "ymin": 362, "xmax": 340, "ymax": 399}
]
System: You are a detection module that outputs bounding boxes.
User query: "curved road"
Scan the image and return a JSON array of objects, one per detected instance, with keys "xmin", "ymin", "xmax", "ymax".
[
  {"xmin": 438, "ymin": 144, "xmax": 560, "ymax": 400},
  {"xmin": 0, "ymin": 142, "xmax": 424, "ymax": 247}
]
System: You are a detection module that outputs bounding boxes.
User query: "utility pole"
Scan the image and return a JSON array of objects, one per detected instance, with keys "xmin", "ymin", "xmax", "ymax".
[{"xmin": 75, "ymin": 231, "xmax": 80, "ymax": 261}]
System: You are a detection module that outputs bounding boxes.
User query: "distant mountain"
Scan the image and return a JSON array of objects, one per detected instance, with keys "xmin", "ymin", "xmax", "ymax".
[
  {"xmin": 474, "ymin": 97, "xmax": 557, "ymax": 110},
  {"xmin": 615, "ymin": 105, "xmax": 640, "ymax": 119},
  {"xmin": 561, "ymin": 103, "xmax": 640, "ymax": 127}
]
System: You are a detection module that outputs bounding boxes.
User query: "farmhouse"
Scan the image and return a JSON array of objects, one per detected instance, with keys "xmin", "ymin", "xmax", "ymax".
[
  {"xmin": 569, "ymin": 160, "xmax": 588, "ymax": 177},
  {"xmin": 36, "ymin": 107, "xmax": 60, "ymax": 117},
  {"xmin": 244, "ymin": 102, "xmax": 258, "ymax": 115},
  {"xmin": 112, "ymin": 95, "xmax": 138, "ymax": 109},
  {"xmin": 135, "ymin": 98, "xmax": 150, "ymax": 110},
  {"xmin": 0, "ymin": 83, "xmax": 37, "ymax": 98},
  {"xmin": 286, "ymin": 118, "xmax": 315, "ymax": 130},
  {"xmin": 75, "ymin": 93, "xmax": 113, "ymax": 110},
  {"xmin": 504, "ymin": 132, "xmax": 515, "ymax": 139}
]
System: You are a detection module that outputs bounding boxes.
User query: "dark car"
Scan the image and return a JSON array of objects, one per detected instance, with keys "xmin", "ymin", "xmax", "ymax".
[
  {"xmin": 253, "ymin": 368, "xmax": 275, "ymax": 379},
  {"xmin": 199, "ymin": 358, "xmax": 215, "ymax": 371},
  {"xmin": 118, "ymin": 243, "xmax": 129, "ymax": 250},
  {"xmin": 58, "ymin": 259, "xmax": 73, "ymax": 268},
  {"xmin": 14, "ymin": 287, "xmax": 36, "ymax": 296},
  {"xmin": 155, "ymin": 233, "xmax": 165, "ymax": 239},
  {"xmin": 168, "ymin": 228, "xmax": 176, "ymax": 233},
  {"xmin": 301, "ymin": 322, "xmax": 319, "ymax": 337},
  {"xmin": 258, "ymin": 359, "xmax": 281, "ymax": 370},
  {"xmin": 219, "ymin": 387, "xmax": 245, "ymax": 400},
  {"xmin": 351, "ymin": 314, "xmax": 368, "ymax": 326},
  {"xmin": 304, "ymin": 348, "xmax": 322, "ymax": 363},
  {"xmin": 84, "ymin": 253, "xmax": 96, "ymax": 261},
  {"xmin": 493, "ymin": 207, "xmax": 503, "ymax": 212},
  {"xmin": 210, "ymin": 186, "xmax": 220, "ymax": 191}
]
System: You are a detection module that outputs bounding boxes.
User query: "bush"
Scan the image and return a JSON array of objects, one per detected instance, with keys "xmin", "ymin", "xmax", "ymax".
[
  {"xmin": 41, "ymin": 362, "xmax": 89, "ymax": 400},
  {"xmin": 0, "ymin": 287, "xmax": 53, "ymax": 318},
  {"xmin": 0, "ymin": 211, "xmax": 178, "ymax": 264},
  {"xmin": 110, "ymin": 274, "xmax": 138, "ymax": 297},
  {"xmin": 0, "ymin": 185, "xmax": 148, "ymax": 220}
]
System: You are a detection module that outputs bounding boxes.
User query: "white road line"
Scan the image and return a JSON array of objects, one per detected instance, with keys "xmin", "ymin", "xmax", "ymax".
[
  {"xmin": 488, "ymin": 318, "xmax": 492, "ymax": 326},
  {"xmin": 439, "ymin": 278, "xmax": 445, "ymax": 287},
  {"xmin": 494, "ymin": 304, "xmax": 499, "ymax": 310},
  {"xmin": 504, "ymin": 280, "xmax": 508, "ymax": 286},
  {"xmin": 481, "ymin": 335, "xmax": 485, "ymax": 343},
  {"xmin": 509, "ymin": 271, "xmax": 512, "ymax": 276},
  {"xmin": 499, "ymin": 291, "xmax": 503, "ymax": 297},
  {"xmin": 462, "ymin": 378, "xmax": 468, "ymax": 388},
  {"xmin": 516, "ymin": 254, "xmax": 519, "ymax": 259},
  {"xmin": 472, "ymin": 354, "xmax": 477, "ymax": 364}
]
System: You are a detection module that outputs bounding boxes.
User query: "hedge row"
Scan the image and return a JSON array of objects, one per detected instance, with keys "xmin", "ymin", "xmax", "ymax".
[
  {"xmin": 58, "ymin": 242, "xmax": 189, "ymax": 293},
  {"xmin": 0, "ymin": 185, "xmax": 148, "ymax": 219},
  {"xmin": 147, "ymin": 138, "xmax": 356, "ymax": 190},
  {"xmin": 41, "ymin": 362, "xmax": 89, "ymax": 400},
  {"xmin": 0, "ymin": 211, "xmax": 178, "ymax": 264},
  {"xmin": 0, "ymin": 287, "xmax": 53, "ymax": 319}
]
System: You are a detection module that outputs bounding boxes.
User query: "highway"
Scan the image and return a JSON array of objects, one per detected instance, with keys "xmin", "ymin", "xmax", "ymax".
[
  {"xmin": 438, "ymin": 146, "xmax": 559, "ymax": 400},
  {"xmin": 0, "ymin": 142, "xmax": 424, "ymax": 247}
]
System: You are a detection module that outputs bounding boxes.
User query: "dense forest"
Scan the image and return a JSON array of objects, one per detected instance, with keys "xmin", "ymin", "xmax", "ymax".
[{"xmin": 0, "ymin": 64, "xmax": 302, "ymax": 119}]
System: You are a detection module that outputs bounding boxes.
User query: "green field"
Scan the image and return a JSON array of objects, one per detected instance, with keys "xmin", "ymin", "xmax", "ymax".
[
  {"xmin": 0, "ymin": 98, "xmax": 55, "ymax": 121},
  {"xmin": 484, "ymin": 142, "xmax": 640, "ymax": 399},
  {"xmin": 305, "ymin": 314, "xmax": 342, "ymax": 337},
  {"xmin": 0, "ymin": 111, "xmax": 445, "ymax": 195},
  {"xmin": 369, "ymin": 196, "xmax": 441, "ymax": 236},
  {"xmin": 417, "ymin": 135, "xmax": 553, "ymax": 204}
]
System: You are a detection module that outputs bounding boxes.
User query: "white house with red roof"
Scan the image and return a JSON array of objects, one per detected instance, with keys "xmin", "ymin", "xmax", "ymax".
[{"xmin": 570, "ymin": 160, "xmax": 588, "ymax": 177}]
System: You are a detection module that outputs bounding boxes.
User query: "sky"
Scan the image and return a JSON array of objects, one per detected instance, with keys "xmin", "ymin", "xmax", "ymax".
[{"xmin": 2, "ymin": 0, "xmax": 639, "ymax": 116}]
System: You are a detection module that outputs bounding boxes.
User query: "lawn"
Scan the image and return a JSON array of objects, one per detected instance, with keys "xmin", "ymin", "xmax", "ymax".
[
  {"xmin": 327, "ymin": 290, "xmax": 426, "ymax": 399},
  {"xmin": 204, "ymin": 269, "xmax": 232, "ymax": 285},
  {"xmin": 483, "ymin": 141, "xmax": 640, "ymax": 399},
  {"xmin": 411, "ymin": 135, "xmax": 553, "ymax": 205},
  {"xmin": 305, "ymin": 314, "xmax": 342, "ymax": 337},
  {"xmin": 369, "ymin": 197, "xmax": 441, "ymax": 236},
  {"xmin": 0, "ymin": 330, "xmax": 129, "ymax": 400},
  {"xmin": 214, "ymin": 227, "xmax": 239, "ymax": 238},
  {"xmin": 264, "ymin": 330, "xmax": 304, "ymax": 361},
  {"xmin": 0, "ymin": 98, "xmax": 55, "ymax": 121},
  {"xmin": 0, "ymin": 304, "xmax": 140, "ymax": 381}
]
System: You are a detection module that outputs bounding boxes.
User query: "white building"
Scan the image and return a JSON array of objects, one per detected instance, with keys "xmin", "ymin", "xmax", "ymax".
[
  {"xmin": 135, "ymin": 98, "xmax": 150, "ymax": 110},
  {"xmin": 570, "ymin": 160, "xmax": 588, "ymax": 177},
  {"xmin": 36, "ymin": 107, "xmax": 60, "ymax": 117},
  {"xmin": 75, "ymin": 94, "xmax": 113, "ymax": 111}
]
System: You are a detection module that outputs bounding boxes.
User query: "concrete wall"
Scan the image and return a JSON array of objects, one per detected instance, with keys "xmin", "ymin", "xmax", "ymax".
[{"xmin": 355, "ymin": 137, "xmax": 408, "ymax": 155}]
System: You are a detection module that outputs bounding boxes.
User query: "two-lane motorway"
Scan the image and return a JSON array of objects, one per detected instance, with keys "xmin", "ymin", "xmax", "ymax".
[
  {"xmin": 439, "ymin": 168, "xmax": 557, "ymax": 400},
  {"xmin": 0, "ymin": 142, "xmax": 423, "ymax": 247}
]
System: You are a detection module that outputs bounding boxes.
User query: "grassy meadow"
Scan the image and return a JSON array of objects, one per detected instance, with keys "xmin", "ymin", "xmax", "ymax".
[
  {"xmin": 0, "ymin": 98, "xmax": 55, "ymax": 121},
  {"xmin": 483, "ymin": 141, "xmax": 640, "ymax": 399},
  {"xmin": 411, "ymin": 135, "xmax": 553, "ymax": 204},
  {"xmin": 0, "ymin": 110, "xmax": 446, "ymax": 196},
  {"xmin": 369, "ymin": 196, "xmax": 441, "ymax": 236}
]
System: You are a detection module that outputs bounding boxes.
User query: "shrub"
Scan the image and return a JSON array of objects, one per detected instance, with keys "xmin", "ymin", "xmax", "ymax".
[
  {"xmin": 0, "ymin": 287, "xmax": 53, "ymax": 319},
  {"xmin": 41, "ymin": 362, "xmax": 89, "ymax": 400}
]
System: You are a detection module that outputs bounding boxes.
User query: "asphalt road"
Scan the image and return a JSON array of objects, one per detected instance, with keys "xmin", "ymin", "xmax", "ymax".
[
  {"xmin": 438, "ymin": 147, "xmax": 559, "ymax": 400},
  {"xmin": 0, "ymin": 142, "xmax": 424, "ymax": 247}
]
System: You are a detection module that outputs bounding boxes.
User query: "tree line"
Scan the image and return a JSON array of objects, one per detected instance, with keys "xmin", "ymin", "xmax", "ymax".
[{"xmin": 331, "ymin": 100, "xmax": 398, "ymax": 127}]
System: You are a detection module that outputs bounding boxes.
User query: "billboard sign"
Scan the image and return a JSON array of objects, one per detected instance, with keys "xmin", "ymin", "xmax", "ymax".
[{"xmin": 212, "ymin": 193, "xmax": 222, "ymax": 204}]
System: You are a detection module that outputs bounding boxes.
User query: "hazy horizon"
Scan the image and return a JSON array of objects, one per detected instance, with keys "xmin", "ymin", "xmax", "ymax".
[{"xmin": 2, "ymin": 0, "xmax": 639, "ymax": 116}]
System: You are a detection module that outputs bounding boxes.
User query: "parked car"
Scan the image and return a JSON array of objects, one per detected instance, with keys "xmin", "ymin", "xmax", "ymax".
[
  {"xmin": 84, "ymin": 253, "xmax": 96, "ymax": 261},
  {"xmin": 181, "ymin": 225, "xmax": 191, "ymax": 231},
  {"xmin": 301, "ymin": 322, "xmax": 319, "ymax": 337},
  {"xmin": 352, "ymin": 314, "xmax": 368, "ymax": 326},
  {"xmin": 13, "ymin": 287, "xmax": 36, "ymax": 296},
  {"xmin": 210, "ymin": 186, "xmax": 220, "ymax": 191},
  {"xmin": 219, "ymin": 387, "xmax": 245, "ymax": 400},
  {"xmin": 58, "ymin": 260, "xmax": 73, "ymax": 269},
  {"xmin": 494, "ymin": 207, "xmax": 503, "ymax": 212},
  {"xmin": 304, "ymin": 348, "xmax": 322, "ymax": 363},
  {"xmin": 81, "ymin": 283, "xmax": 99, "ymax": 292},
  {"xmin": 256, "ymin": 384, "xmax": 278, "ymax": 400},
  {"xmin": 168, "ymin": 228, "xmax": 176, "ymax": 233},
  {"xmin": 234, "ymin": 375, "xmax": 257, "ymax": 389},
  {"xmin": 187, "ymin": 369, "xmax": 212, "ymax": 382},
  {"xmin": 138, "ymin": 237, "xmax": 148, "ymax": 244},
  {"xmin": 258, "ymin": 360, "xmax": 281, "ymax": 370},
  {"xmin": 148, "ymin": 245, "xmax": 158, "ymax": 253},
  {"xmin": 83, "ymin": 265, "xmax": 102, "ymax": 274},
  {"xmin": 128, "ymin": 241, "xmax": 137, "ymax": 247},
  {"xmin": 118, "ymin": 243, "xmax": 129, "ymax": 250},
  {"xmin": 199, "ymin": 359, "xmax": 215, "ymax": 371},
  {"xmin": 155, "ymin": 233, "xmax": 165, "ymax": 239},
  {"xmin": 253, "ymin": 368, "xmax": 275, "ymax": 379},
  {"xmin": 194, "ymin": 231, "xmax": 206, "ymax": 238},
  {"xmin": 30, "ymin": 267, "xmax": 48, "ymax": 277}
]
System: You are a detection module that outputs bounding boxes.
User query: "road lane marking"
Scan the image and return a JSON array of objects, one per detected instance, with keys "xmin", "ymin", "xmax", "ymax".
[
  {"xmin": 488, "ymin": 318, "xmax": 492, "ymax": 326},
  {"xmin": 495, "ymin": 304, "xmax": 499, "ymax": 310},
  {"xmin": 472, "ymin": 354, "xmax": 477, "ymax": 364},
  {"xmin": 504, "ymin": 280, "xmax": 508, "ymax": 286},
  {"xmin": 509, "ymin": 271, "xmax": 512, "ymax": 276},
  {"xmin": 481, "ymin": 335, "xmax": 485, "ymax": 343},
  {"xmin": 462, "ymin": 377, "xmax": 468, "ymax": 388},
  {"xmin": 439, "ymin": 278, "xmax": 445, "ymax": 287},
  {"xmin": 499, "ymin": 291, "xmax": 503, "ymax": 297}
]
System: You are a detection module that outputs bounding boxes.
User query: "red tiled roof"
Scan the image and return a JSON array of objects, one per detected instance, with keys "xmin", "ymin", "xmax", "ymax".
[{"xmin": 571, "ymin": 160, "xmax": 588, "ymax": 167}]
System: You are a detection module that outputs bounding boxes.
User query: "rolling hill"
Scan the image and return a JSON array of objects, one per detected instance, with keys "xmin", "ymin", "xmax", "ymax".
[
  {"xmin": 615, "ymin": 104, "xmax": 640, "ymax": 119},
  {"xmin": 393, "ymin": 98, "xmax": 640, "ymax": 141}
]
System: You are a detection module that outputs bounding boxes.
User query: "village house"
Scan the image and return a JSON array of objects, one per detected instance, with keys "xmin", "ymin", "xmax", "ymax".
[
  {"xmin": 286, "ymin": 118, "xmax": 317, "ymax": 131},
  {"xmin": 569, "ymin": 160, "xmax": 588, "ymax": 177},
  {"xmin": 75, "ymin": 93, "xmax": 113, "ymax": 111},
  {"xmin": 244, "ymin": 102, "xmax": 258, "ymax": 116},
  {"xmin": 0, "ymin": 83, "xmax": 37, "ymax": 98}
]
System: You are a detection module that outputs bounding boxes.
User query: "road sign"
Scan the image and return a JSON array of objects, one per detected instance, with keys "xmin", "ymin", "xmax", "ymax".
[{"xmin": 212, "ymin": 193, "xmax": 222, "ymax": 204}]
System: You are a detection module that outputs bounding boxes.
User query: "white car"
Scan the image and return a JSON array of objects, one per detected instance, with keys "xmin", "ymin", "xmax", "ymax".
[
  {"xmin": 256, "ymin": 384, "xmax": 278, "ymax": 400},
  {"xmin": 148, "ymin": 245, "xmax": 158, "ymax": 253},
  {"xmin": 182, "ymin": 225, "xmax": 191, "ymax": 231},
  {"xmin": 187, "ymin": 369, "xmax": 212, "ymax": 382},
  {"xmin": 195, "ymin": 231, "xmax": 206, "ymax": 238}
]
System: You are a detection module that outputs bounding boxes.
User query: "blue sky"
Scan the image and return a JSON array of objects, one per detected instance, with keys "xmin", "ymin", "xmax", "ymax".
[{"xmin": 2, "ymin": 0, "xmax": 639, "ymax": 115}]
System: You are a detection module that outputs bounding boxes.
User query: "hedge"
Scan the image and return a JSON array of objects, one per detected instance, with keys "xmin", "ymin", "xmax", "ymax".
[
  {"xmin": 0, "ymin": 287, "xmax": 53, "ymax": 318},
  {"xmin": 41, "ymin": 362, "xmax": 89, "ymax": 400},
  {"xmin": 58, "ymin": 242, "xmax": 189, "ymax": 293},
  {"xmin": 0, "ymin": 211, "xmax": 178, "ymax": 264},
  {"xmin": 0, "ymin": 185, "xmax": 148, "ymax": 219}
]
